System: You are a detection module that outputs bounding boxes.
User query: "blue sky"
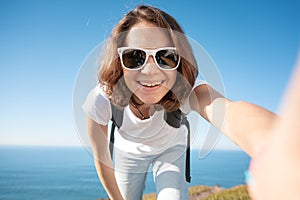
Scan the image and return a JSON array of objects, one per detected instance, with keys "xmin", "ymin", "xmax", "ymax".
[{"xmin": 1, "ymin": 0, "xmax": 299, "ymax": 149}]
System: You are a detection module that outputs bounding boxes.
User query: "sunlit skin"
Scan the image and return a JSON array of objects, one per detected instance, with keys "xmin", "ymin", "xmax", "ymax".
[
  {"xmin": 122, "ymin": 22, "xmax": 177, "ymax": 117},
  {"xmin": 248, "ymin": 54, "xmax": 300, "ymax": 200}
]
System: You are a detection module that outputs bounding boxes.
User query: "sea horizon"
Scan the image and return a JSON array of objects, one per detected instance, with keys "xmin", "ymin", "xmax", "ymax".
[{"xmin": 0, "ymin": 145, "xmax": 250, "ymax": 199}]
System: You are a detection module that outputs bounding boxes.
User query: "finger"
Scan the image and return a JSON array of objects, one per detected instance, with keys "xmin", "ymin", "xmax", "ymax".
[
  {"xmin": 275, "ymin": 52, "xmax": 300, "ymax": 156},
  {"xmin": 278, "ymin": 52, "xmax": 300, "ymax": 124}
]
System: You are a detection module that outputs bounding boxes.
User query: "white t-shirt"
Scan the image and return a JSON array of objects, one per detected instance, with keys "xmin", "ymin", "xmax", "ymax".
[{"xmin": 82, "ymin": 80, "xmax": 206, "ymax": 155}]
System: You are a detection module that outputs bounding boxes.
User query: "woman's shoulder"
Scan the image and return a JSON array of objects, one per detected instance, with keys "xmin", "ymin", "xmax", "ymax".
[
  {"xmin": 83, "ymin": 84, "xmax": 111, "ymax": 107},
  {"xmin": 181, "ymin": 79, "xmax": 208, "ymax": 113},
  {"xmin": 94, "ymin": 84, "xmax": 111, "ymax": 102},
  {"xmin": 82, "ymin": 84, "xmax": 112, "ymax": 125},
  {"xmin": 193, "ymin": 79, "xmax": 208, "ymax": 90}
]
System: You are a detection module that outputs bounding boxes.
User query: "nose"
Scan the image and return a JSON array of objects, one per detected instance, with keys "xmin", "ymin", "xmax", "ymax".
[{"xmin": 141, "ymin": 55, "xmax": 160, "ymax": 74}]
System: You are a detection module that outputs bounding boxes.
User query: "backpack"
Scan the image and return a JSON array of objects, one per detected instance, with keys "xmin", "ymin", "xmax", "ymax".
[{"xmin": 109, "ymin": 104, "xmax": 191, "ymax": 183}]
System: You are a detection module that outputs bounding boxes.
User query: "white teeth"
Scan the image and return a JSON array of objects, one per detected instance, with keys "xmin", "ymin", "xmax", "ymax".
[{"xmin": 140, "ymin": 81, "xmax": 162, "ymax": 87}]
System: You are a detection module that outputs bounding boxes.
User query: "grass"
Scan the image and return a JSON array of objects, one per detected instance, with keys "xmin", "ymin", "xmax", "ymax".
[
  {"xmin": 98, "ymin": 184, "xmax": 252, "ymax": 200},
  {"xmin": 202, "ymin": 185, "xmax": 251, "ymax": 200}
]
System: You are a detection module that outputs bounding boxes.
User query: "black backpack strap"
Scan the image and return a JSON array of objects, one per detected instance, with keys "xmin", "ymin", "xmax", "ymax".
[
  {"xmin": 182, "ymin": 115, "xmax": 191, "ymax": 183},
  {"xmin": 164, "ymin": 109, "xmax": 182, "ymax": 128},
  {"xmin": 109, "ymin": 120, "xmax": 116, "ymax": 159},
  {"xmin": 109, "ymin": 104, "xmax": 124, "ymax": 159},
  {"xmin": 111, "ymin": 103, "xmax": 124, "ymax": 128},
  {"xmin": 165, "ymin": 109, "xmax": 191, "ymax": 183}
]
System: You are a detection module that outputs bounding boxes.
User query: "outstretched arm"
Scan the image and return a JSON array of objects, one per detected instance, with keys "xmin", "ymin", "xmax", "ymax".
[
  {"xmin": 248, "ymin": 54, "xmax": 300, "ymax": 200},
  {"xmin": 86, "ymin": 116, "xmax": 124, "ymax": 200},
  {"xmin": 190, "ymin": 83, "xmax": 278, "ymax": 157}
]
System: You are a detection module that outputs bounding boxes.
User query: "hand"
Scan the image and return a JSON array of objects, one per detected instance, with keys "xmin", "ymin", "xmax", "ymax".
[{"xmin": 247, "ymin": 53, "xmax": 300, "ymax": 200}]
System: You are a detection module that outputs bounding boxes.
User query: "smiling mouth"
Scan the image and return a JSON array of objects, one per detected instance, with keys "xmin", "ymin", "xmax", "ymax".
[{"xmin": 138, "ymin": 81, "xmax": 163, "ymax": 88}]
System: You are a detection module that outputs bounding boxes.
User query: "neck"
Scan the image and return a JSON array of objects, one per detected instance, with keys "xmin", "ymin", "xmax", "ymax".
[{"xmin": 130, "ymin": 101, "xmax": 150, "ymax": 120}]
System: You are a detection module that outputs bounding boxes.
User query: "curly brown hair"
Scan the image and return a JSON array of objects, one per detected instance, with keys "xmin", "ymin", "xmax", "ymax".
[{"xmin": 98, "ymin": 5, "xmax": 198, "ymax": 111}]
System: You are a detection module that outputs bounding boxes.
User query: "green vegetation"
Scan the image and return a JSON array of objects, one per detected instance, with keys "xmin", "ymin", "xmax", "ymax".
[
  {"xmin": 98, "ymin": 184, "xmax": 252, "ymax": 200},
  {"xmin": 202, "ymin": 185, "xmax": 251, "ymax": 200}
]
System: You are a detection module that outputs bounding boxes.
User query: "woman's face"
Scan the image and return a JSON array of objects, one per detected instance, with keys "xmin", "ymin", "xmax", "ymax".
[{"xmin": 122, "ymin": 22, "xmax": 177, "ymax": 105}]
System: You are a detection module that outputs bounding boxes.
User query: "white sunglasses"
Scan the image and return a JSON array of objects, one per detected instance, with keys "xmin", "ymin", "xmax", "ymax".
[{"xmin": 117, "ymin": 47, "xmax": 181, "ymax": 71}]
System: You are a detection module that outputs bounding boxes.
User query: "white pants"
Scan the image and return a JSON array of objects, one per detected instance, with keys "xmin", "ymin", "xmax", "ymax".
[{"xmin": 114, "ymin": 145, "xmax": 188, "ymax": 200}]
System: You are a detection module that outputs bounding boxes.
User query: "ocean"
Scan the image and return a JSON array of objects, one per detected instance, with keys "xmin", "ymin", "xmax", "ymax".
[{"xmin": 0, "ymin": 146, "xmax": 250, "ymax": 200}]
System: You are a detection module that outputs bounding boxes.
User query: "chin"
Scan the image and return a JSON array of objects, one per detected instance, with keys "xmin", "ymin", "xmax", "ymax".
[
  {"xmin": 136, "ymin": 93, "xmax": 164, "ymax": 105},
  {"xmin": 140, "ymin": 97, "xmax": 162, "ymax": 105}
]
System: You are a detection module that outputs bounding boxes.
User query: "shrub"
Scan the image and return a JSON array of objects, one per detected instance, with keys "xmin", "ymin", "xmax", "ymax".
[{"xmin": 203, "ymin": 185, "xmax": 251, "ymax": 200}]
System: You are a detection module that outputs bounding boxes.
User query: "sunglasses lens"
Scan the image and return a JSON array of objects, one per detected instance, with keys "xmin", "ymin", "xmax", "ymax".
[
  {"xmin": 122, "ymin": 49, "xmax": 146, "ymax": 69},
  {"xmin": 155, "ymin": 49, "xmax": 179, "ymax": 69}
]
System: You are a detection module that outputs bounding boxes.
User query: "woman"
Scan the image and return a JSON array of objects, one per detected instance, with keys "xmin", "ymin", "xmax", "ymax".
[{"xmin": 83, "ymin": 5, "xmax": 277, "ymax": 200}]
